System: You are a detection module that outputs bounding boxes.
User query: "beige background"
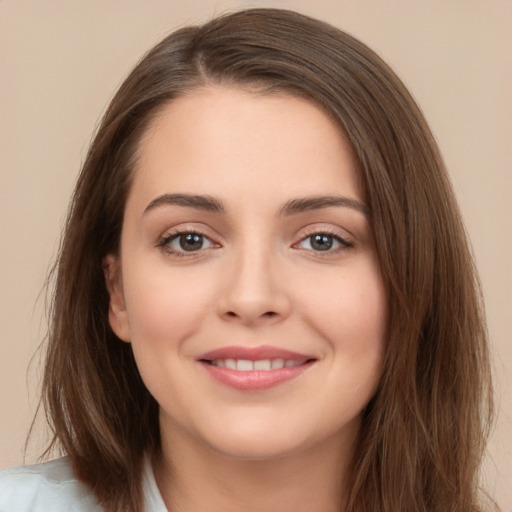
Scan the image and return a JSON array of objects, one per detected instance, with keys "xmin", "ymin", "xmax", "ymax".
[{"xmin": 1, "ymin": 0, "xmax": 511, "ymax": 509}]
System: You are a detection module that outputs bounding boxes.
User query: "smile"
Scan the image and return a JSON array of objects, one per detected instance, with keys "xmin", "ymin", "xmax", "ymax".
[
  {"xmin": 207, "ymin": 359, "xmax": 306, "ymax": 371},
  {"xmin": 197, "ymin": 346, "xmax": 316, "ymax": 391}
]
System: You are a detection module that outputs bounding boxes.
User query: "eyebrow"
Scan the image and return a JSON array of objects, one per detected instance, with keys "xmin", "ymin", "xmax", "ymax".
[
  {"xmin": 279, "ymin": 196, "xmax": 370, "ymax": 216},
  {"xmin": 143, "ymin": 193, "xmax": 225, "ymax": 215},
  {"xmin": 143, "ymin": 193, "xmax": 369, "ymax": 216}
]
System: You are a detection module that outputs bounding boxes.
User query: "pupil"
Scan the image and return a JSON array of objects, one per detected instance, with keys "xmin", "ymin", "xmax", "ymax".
[
  {"xmin": 311, "ymin": 234, "xmax": 333, "ymax": 251},
  {"xmin": 180, "ymin": 233, "xmax": 203, "ymax": 251}
]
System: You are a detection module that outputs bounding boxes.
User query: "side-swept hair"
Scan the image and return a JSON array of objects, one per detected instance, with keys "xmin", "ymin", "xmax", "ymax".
[{"xmin": 39, "ymin": 8, "xmax": 493, "ymax": 512}]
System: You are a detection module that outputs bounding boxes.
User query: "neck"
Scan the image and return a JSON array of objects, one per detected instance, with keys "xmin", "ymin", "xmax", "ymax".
[{"xmin": 153, "ymin": 422, "xmax": 357, "ymax": 512}]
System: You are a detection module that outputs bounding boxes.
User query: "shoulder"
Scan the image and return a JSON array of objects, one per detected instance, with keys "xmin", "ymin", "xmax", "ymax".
[{"xmin": 0, "ymin": 458, "xmax": 102, "ymax": 511}]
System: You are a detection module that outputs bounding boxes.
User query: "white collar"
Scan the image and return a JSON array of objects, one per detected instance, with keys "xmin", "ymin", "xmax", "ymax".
[{"xmin": 142, "ymin": 454, "xmax": 168, "ymax": 512}]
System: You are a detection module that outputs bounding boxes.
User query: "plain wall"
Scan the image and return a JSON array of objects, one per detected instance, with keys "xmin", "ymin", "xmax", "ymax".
[{"xmin": 1, "ymin": 0, "xmax": 511, "ymax": 509}]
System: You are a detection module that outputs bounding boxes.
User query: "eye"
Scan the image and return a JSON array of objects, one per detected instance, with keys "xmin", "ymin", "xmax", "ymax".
[
  {"xmin": 159, "ymin": 231, "xmax": 217, "ymax": 254},
  {"xmin": 297, "ymin": 233, "xmax": 351, "ymax": 252}
]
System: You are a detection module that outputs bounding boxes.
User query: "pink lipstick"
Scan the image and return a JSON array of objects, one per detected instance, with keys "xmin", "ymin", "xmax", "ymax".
[{"xmin": 197, "ymin": 345, "xmax": 316, "ymax": 391}]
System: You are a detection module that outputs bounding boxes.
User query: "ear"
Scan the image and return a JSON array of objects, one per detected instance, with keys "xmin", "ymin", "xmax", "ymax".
[{"xmin": 103, "ymin": 254, "xmax": 131, "ymax": 342}]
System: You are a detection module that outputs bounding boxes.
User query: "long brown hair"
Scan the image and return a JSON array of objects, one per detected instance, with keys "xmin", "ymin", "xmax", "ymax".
[{"xmin": 39, "ymin": 8, "xmax": 494, "ymax": 511}]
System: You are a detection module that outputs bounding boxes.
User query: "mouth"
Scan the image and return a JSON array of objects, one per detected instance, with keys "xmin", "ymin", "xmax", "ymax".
[
  {"xmin": 204, "ymin": 358, "xmax": 307, "ymax": 370},
  {"xmin": 197, "ymin": 346, "xmax": 316, "ymax": 391}
]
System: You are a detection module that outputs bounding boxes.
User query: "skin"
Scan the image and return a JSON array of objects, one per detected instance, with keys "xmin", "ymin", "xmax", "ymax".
[{"xmin": 105, "ymin": 86, "xmax": 388, "ymax": 512}]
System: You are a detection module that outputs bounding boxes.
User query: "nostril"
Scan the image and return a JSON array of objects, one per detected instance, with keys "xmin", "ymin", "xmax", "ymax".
[{"xmin": 224, "ymin": 310, "xmax": 277, "ymax": 319}]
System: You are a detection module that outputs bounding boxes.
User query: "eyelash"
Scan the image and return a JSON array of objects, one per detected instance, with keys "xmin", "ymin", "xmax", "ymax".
[
  {"xmin": 157, "ymin": 229, "xmax": 217, "ymax": 258},
  {"xmin": 157, "ymin": 229, "xmax": 353, "ymax": 258},
  {"xmin": 293, "ymin": 229, "xmax": 353, "ymax": 255}
]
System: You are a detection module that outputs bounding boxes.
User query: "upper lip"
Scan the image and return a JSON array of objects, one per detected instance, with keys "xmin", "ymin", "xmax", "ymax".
[{"xmin": 197, "ymin": 345, "xmax": 315, "ymax": 362}]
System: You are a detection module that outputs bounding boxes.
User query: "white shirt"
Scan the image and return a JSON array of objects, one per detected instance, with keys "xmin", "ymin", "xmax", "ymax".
[{"xmin": 0, "ymin": 456, "xmax": 168, "ymax": 511}]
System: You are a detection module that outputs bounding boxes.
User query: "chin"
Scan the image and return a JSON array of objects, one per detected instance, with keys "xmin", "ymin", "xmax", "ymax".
[
  {"xmin": 206, "ymin": 434, "xmax": 306, "ymax": 461},
  {"xmin": 197, "ymin": 415, "xmax": 355, "ymax": 463},
  {"xmin": 193, "ymin": 414, "xmax": 307, "ymax": 460}
]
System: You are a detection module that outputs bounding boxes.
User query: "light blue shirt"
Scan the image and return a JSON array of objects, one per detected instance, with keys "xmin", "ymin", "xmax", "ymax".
[{"xmin": 0, "ymin": 456, "xmax": 167, "ymax": 511}]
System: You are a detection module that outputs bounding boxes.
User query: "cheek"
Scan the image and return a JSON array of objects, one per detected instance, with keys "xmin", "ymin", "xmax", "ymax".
[
  {"xmin": 121, "ymin": 261, "xmax": 216, "ymax": 349},
  {"xmin": 331, "ymin": 280, "xmax": 387, "ymax": 351},
  {"xmin": 303, "ymin": 260, "xmax": 386, "ymax": 338},
  {"xmin": 120, "ymin": 262, "xmax": 217, "ymax": 415},
  {"xmin": 296, "ymin": 259, "xmax": 387, "ymax": 383}
]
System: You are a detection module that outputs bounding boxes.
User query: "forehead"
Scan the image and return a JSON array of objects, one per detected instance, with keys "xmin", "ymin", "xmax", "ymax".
[{"xmin": 129, "ymin": 86, "xmax": 363, "ymax": 209}]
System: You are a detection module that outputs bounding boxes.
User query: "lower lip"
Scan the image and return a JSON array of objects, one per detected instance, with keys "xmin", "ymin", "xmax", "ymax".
[{"xmin": 199, "ymin": 361, "xmax": 314, "ymax": 391}]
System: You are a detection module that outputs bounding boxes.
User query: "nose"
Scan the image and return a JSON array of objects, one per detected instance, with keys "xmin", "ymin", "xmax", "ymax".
[{"xmin": 216, "ymin": 244, "xmax": 292, "ymax": 326}]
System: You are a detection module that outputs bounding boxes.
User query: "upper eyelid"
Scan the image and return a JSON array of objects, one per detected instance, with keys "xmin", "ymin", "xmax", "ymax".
[
  {"xmin": 155, "ymin": 225, "xmax": 218, "ymax": 251},
  {"xmin": 156, "ymin": 223, "xmax": 355, "ymax": 247},
  {"xmin": 160, "ymin": 230, "xmax": 218, "ymax": 245},
  {"xmin": 292, "ymin": 225, "xmax": 356, "ymax": 253},
  {"xmin": 157, "ymin": 230, "xmax": 220, "ymax": 258},
  {"xmin": 158, "ymin": 223, "xmax": 219, "ymax": 240},
  {"xmin": 294, "ymin": 233, "xmax": 352, "ymax": 249},
  {"xmin": 295, "ymin": 224, "xmax": 354, "ymax": 241}
]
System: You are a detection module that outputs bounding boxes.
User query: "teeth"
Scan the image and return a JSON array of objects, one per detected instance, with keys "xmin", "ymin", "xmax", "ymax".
[
  {"xmin": 225, "ymin": 359, "xmax": 236, "ymax": 370},
  {"xmin": 271, "ymin": 358, "xmax": 284, "ymax": 369},
  {"xmin": 237, "ymin": 359, "xmax": 253, "ymax": 371},
  {"xmin": 210, "ymin": 358, "xmax": 306, "ymax": 371},
  {"xmin": 254, "ymin": 360, "xmax": 271, "ymax": 371}
]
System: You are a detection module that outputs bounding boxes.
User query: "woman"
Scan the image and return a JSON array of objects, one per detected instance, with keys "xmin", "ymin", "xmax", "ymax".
[{"xmin": 0, "ymin": 8, "xmax": 495, "ymax": 512}]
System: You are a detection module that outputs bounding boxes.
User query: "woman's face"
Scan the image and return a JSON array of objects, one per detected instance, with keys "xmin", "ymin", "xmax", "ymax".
[{"xmin": 106, "ymin": 86, "xmax": 387, "ymax": 460}]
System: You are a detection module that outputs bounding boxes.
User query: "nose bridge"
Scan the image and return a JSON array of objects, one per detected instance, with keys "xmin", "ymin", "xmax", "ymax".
[{"xmin": 218, "ymin": 233, "xmax": 290, "ymax": 324}]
